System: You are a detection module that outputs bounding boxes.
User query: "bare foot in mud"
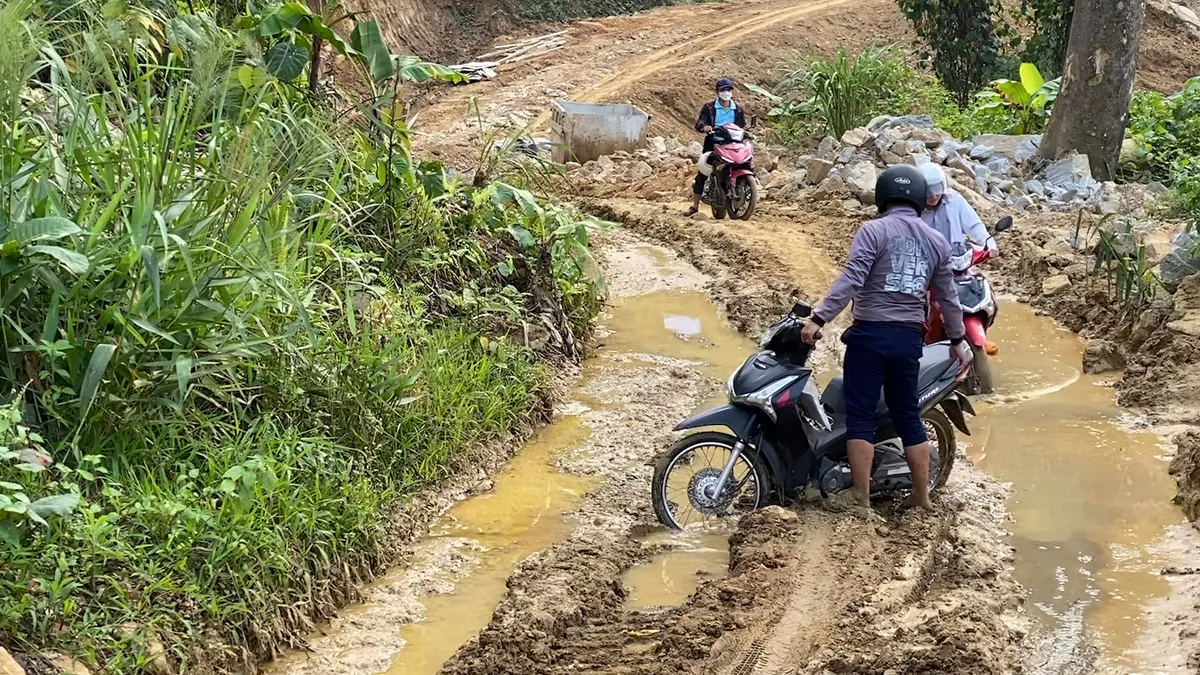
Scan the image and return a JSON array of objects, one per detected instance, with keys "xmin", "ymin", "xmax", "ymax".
[
  {"xmin": 823, "ymin": 491, "xmax": 882, "ymax": 521},
  {"xmin": 901, "ymin": 492, "xmax": 936, "ymax": 513}
]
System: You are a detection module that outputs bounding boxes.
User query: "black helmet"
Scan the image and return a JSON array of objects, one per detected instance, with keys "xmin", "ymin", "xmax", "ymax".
[
  {"xmin": 874, "ymin": 165, "xmax": 927, "ymax": 215},
  {"xmin": 716, "ymin": 78, "xmax": 735, "ymax": 92}
]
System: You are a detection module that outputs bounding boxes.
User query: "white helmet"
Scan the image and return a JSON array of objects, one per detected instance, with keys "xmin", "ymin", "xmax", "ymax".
[
  {"xmin": 697, "ymin": 152, "xmax": 715, "ymax": 177},
  {"xmin": 917, "ymin": 163, "xmax": 946, "ymax": 198}
]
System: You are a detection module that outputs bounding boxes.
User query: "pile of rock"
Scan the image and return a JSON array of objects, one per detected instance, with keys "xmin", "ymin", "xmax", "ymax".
[
  {"xmin": 766, "ymin": 115, "xmax": 1164, "ymax": 216},
  {"xmin": 564, "ymin": 136, "xmax": 782, "ymax": 200},
  {"xmin": 568, "ymin": 136, "xmax": 701, "ymax": 185}
]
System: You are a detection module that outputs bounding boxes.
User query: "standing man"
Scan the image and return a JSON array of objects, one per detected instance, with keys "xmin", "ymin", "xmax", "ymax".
[
  {"xmin": 685, "ymin": 78, "xmax": 745, "ymax": 217},
  {"xmin": 801, "ymin": 165, "xmax": 971, "ymax": 512}
]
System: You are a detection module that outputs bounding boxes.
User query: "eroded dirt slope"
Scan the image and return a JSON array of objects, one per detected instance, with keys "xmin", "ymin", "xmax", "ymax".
[{"xmin": 404, "ymin": 0, "xmax": 1200, "ymax": 167}]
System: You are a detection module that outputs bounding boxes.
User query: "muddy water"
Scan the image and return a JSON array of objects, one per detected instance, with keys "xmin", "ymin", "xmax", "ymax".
[
  {"xmin": 967, "ymin": 301, "xmax": 1183, "ymax": 672},
  {"xmin": 382, "ymin": 417, "xmax": 596, "ymax": 675},
  {"xmin": 270, "ymin": 243, "xmax": 759, "ymax": 675},
  {"xmin": 623, "ymin": 529, "xmax": 730, "ymax": 609},
  {"xmin": 602, "ymin": 289, "xmax": 753, "ymax": 609}
]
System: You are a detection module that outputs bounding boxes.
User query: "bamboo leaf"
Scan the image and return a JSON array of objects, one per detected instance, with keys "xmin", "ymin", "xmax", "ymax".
[
  {"xmin": 6, "ymin": 217, "xmax": 81, "ymax": 244},
  {"xmin": 176, "ymin": 356, "xmax": 192, "ymax": 403},
  {"xmin": 141, "ymin": 245, "xmax": 161, "ymax": 309},
  {"xmin": 79, "ymin": 344, "xmax": 117, "ymax": 415},
  {"xmin": 27, "ymin": 246, "xmax": 89, "ymax": 275},
  {"xmin": 40, "ymin": 294, "xmax": 60, "ymax": 343}
]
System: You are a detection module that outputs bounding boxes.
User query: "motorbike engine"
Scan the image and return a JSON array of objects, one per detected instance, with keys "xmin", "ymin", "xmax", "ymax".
[{"xmin": 817, "ymin": 459, "xmax": 852, "ymax": 496}]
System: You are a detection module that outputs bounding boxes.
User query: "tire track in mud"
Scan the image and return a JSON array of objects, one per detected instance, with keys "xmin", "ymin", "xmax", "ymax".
[{"xmin": 527, "ymin": 0, "xmax": 882, "ymax": 128}]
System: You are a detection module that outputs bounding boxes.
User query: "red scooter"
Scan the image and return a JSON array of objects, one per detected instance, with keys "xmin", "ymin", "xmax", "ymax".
[
  {"xmin": 925, "ymin": 216, "xmax": 1013, "ymax": 395},
  {"xmin": 698, "ymin": 122, "xmax": 759, "ymax": 220}
]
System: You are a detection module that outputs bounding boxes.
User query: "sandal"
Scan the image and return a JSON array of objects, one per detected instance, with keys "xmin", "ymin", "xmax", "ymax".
[{"xmin": 684, "ymin": 206, "xmax": 699, "ymax": 217}]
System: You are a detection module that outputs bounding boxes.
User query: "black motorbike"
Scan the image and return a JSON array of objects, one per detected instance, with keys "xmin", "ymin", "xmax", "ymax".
[{"xmin": 651, "ymin": 301, "xmax": 976, "ymax": 530}]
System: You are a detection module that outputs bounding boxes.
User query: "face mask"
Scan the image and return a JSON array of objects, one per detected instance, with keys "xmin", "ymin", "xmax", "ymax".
[{"xmin": 718, "ymin": 91, "xmax": 733, "ymax": 102}]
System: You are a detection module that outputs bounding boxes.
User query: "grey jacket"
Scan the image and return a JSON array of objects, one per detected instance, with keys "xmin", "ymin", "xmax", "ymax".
[{"xmin": 813, "ymin": 206, "xmax": 965, "ymax": 340}]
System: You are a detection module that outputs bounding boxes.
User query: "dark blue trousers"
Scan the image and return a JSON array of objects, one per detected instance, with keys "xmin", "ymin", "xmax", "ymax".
[{"xmin": 841, "ymin": 321, "xmax": 927, "ymax": 447}]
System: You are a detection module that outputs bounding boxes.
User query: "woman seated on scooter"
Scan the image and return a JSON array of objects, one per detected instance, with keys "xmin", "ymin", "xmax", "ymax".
[
  {"xmin": 917, "ymin": 164, "xmax": 999, "ymax": 257},
  {"xmin": 685, "ymin": 78, "xmax": 746, "ymax": 217}
]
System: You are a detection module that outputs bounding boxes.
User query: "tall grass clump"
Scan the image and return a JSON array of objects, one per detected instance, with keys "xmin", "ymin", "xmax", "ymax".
[
  {"xmin": 749, "ymin": 44, "xmax": 989, "ymax": 145},
  {"xmin": 0, "ymin": 0, "xmax": 606, "ymax": 671}
]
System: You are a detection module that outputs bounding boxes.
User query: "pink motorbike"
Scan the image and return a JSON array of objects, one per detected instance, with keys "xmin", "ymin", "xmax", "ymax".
[{"xmin": 698, "ymin": 122, "xmax": 759, "ymax": 220}]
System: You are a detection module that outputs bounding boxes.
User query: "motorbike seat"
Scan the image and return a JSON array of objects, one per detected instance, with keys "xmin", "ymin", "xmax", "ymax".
[{"xmin": 820, "ymin": 344, "xmax": 956, "ymax": 416}]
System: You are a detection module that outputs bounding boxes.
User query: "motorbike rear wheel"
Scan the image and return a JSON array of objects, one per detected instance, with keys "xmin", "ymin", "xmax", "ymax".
[
  {"xmin": 729, "ymin": 175, "xmax": 758, "ymax": 220},
  {"xmin": 652, "ymin": 431, "xmax": 770, "ymax": 530},
  {"xmin": 925, "ymin": 409, "xmax": 956, "ymax": 491}
]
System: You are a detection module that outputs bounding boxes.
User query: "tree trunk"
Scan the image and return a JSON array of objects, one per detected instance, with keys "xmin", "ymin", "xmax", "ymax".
[{"xmin": 1038, "ymin": 0, "xmax": 1147, "ymax": 181}]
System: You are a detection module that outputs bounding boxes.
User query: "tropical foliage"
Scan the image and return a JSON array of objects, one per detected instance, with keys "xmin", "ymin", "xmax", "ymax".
[{"xmin": 0, "ymin": 0, "xmax": 606, "ymax": 670}]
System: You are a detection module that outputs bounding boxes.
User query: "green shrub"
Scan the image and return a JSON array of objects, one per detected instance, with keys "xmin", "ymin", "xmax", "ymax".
[
  {"xmin": 1124, "ymin": 78, "xmax": 1200, "ymax": 228},
  {"xmin": 774, "ymin": 45, "xmax": 919, "ymax": 139},
  {"xmin": 973, "ymin": 62, "xmax": 1060, "ymax": 134},
  {"xmin": 750, "ymin": 46, "xmax": 991, "ymax": 145},
  {"xmin": 0, "ymin": 0, "xmax": 605, "ymax": 669}
]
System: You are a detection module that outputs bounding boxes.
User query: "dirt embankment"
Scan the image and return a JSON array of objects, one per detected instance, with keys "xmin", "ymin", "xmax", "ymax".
[{"xmin": 993, "ymin": 214, "xmax": 1200, "ymax": 422}]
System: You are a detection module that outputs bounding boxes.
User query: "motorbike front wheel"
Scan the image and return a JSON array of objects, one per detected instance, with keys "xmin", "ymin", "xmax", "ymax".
[
  {"xmin": 729, "ymin": 175, "xmax": 758, "ymax": 220},
  {"xmin": 652, "ymin": 431, "xmax": 770, "ymax": 530},
  {"xmin": 967, "ymin": 346, "xmax": 994, "ymax": 395}
]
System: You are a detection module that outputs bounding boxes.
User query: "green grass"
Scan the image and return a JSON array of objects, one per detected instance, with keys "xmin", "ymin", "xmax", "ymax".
[
  {"xmin": 0, "ymin": 0, "xmax": 605, "ymax": 670},
  {"xmin": 755, "ymin": 45, "xmax": 1000, "ymax": 145}
]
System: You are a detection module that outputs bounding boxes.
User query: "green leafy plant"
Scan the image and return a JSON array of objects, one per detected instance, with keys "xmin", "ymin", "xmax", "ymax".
[
  {"xmin": 974, "ymin": 62, "xmax": 1061, "ymax": 134},
  {"xmin": 1009, "ymin": 0, "xmax": 1073, "ymax": 77},
  {"xmin": 242, "ymin": 2, "xmax": 463, "ymax": 91},
  {"xmin": 0, "ymin": 0, "xmax": 606, "ymax": 668},
  {"xmin": 897, "ymin": 0, "xmax": 1006, "ymax": 105},
  {"xmin": 757, "ymin": 45, "xmax": 922, "ymax": 141},
  {"xmin": 0, "ymin": 395, "xmax": 81, "ymax": 548},
  {"xmin": 1089, "ymin": 214, "xmax": 1160, "ymax": 306},
  {"xmin": 1123, "ymin": 78, "xmax": 1200, "ymax": 229}
]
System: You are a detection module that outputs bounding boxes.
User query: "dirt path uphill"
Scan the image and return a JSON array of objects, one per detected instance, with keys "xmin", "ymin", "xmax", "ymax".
[{"xmin": 410, "ymin": 0, "xmax": 907, "ymax": 164}]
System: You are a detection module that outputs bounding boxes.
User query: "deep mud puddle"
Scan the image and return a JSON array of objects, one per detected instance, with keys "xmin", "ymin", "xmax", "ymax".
[
  {"xmin": 270, "ymin": 241, "xmax": 755, "ymax": 674},
  {"xmin": 622, "ymin": 528, "xmax": 730, "ymax": 609},
  {"xmin": 970, "ymin": 301, "xmax": 1185, "ymax": 673}
]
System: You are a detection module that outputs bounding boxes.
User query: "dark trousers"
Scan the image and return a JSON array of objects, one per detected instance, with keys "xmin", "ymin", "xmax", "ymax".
[
  {"xmin": 692, "ymin": 133, "xmax": 717, "ymax": 195},
  {"xmin": 841, "ymin": 322, "xmax": 927, "ymax": 447}
]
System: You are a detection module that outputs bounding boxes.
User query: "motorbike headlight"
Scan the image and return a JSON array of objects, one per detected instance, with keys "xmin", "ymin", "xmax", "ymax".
[{"xmin": 731, "ymin": 376, "xmax": 799, "ymax": 422}]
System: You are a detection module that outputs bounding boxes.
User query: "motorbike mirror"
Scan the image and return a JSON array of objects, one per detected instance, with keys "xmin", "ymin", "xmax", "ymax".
[
  {"xmin": 994, "ymin": 216, "xmax": 1014, "ymax": 233},
  {"xmin": 792, "ymin": 301, "xmax": 812, "ymax": 318},
  {"xmin": 750, "ymin": 115, "xmax": 759, "ymax": 128}
]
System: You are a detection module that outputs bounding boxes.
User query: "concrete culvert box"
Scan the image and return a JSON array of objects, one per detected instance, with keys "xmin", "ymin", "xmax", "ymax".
[{"xmin": 550, "ymin": 100, "xmax": 650, "ymax": 164}]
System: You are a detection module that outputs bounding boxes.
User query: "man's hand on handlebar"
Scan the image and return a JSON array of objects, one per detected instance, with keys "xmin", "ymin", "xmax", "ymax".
[
  {"xmin": 801, "ymin": 321, "xmax": 823, "ymax": 346},
  {"xmin": 702, "ymin": 125, "xmax": 713, "ymax": 133}
]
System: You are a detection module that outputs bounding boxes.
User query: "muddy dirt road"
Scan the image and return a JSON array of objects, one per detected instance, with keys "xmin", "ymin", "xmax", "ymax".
[
  {"xmin": 265, "ymin": 1, "xmax": 1200, "ymax": 673},
  {"xmin": 271, "ymin": 224, "xmax": 1027, "ymax": 675}
]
